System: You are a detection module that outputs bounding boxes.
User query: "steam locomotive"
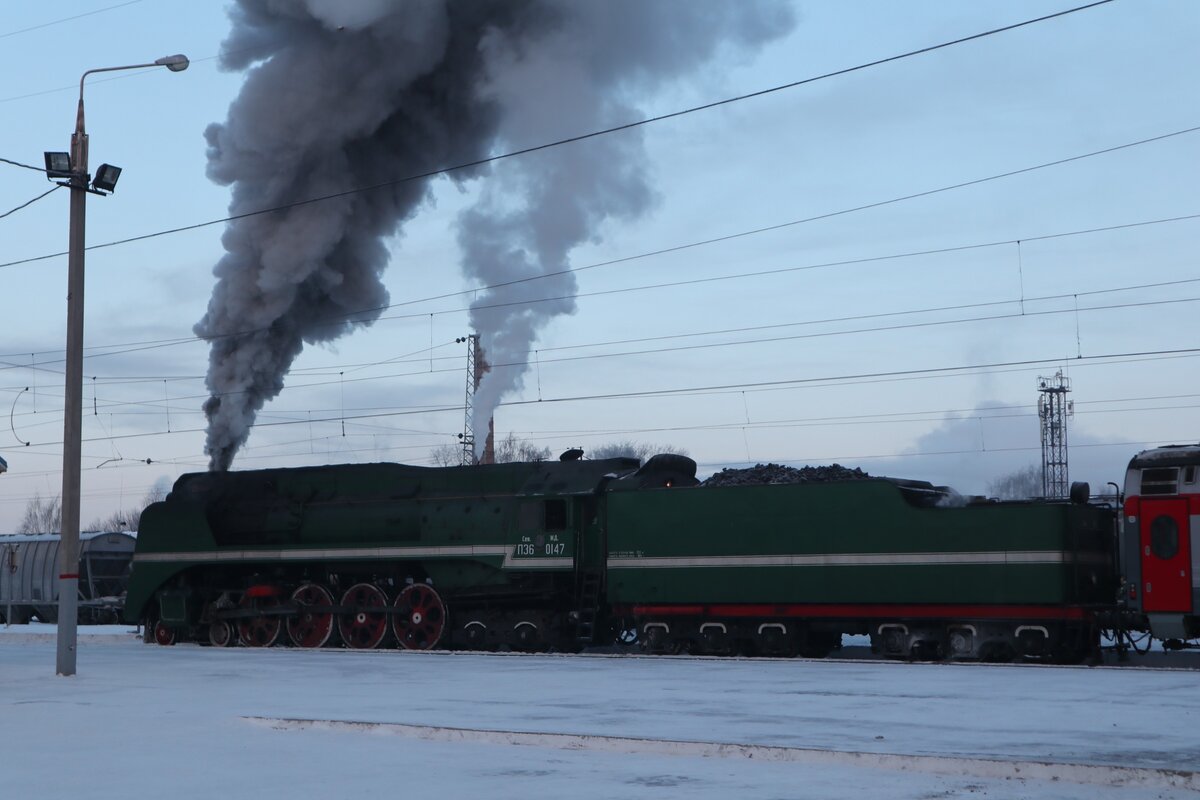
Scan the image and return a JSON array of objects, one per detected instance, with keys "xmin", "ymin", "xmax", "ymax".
[{"xmin": 124, "ymin": 445, "xmax": 1196, "ymax": 660}]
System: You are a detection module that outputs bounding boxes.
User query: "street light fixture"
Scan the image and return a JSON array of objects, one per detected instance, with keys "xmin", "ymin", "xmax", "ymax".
[{"xmin": 51, "ymin": 55, "xmax": 188, "ymax": 677}]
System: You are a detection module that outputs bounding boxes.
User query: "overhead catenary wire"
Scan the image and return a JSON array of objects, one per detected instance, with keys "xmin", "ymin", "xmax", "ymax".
[
  {"xmin": 4, "ymin": 269, "xmax": 1198, "ymax": 396},
  {"xmin": 8, "ymin": 344, "xmax": 1200, "ymax": 450},
  {"xmin": 1, "ymin": 206, "xmax": 1197, "ymax": 370},
  {"xmin": 0, "ymin": 0, "xmax": 1125, "ymax": 275}
]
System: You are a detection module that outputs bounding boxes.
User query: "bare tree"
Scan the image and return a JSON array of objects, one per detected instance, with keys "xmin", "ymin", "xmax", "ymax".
[
  {"xmin": 987, "ymin": 464, "xmax": 1043, "ymax": 500},
  {"xmin": 17, "ymin": 493, "xmax": 61, "ymax": 534},
  {"xmin": 85, "ymin": 478, "xmax": 173, "ymax": 532},
  {"xmin": 428, "ymin": 436, "xmax": 685, "ymax": 466},
  {"xmin": 588, "ymin": 440, "xmax": 688, "ymax": 462},
  {"xmin": 493, "ymin": 432, "xmax": 551, "ymax": 463},
  {"xmin": 429, "ymin": 443, "xmax": 463, "ymax": 467},
  {"xmin": 429, "ymin": 434, "xmax": 550, "ymax": 466}
]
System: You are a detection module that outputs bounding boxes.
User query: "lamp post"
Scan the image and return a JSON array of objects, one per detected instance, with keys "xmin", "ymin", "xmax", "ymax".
[{"xmin": 51, "ymin": 55, "xmax": 188, "ymax": 677}]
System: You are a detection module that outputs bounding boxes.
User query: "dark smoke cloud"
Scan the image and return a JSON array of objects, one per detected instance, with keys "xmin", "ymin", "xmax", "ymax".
[{"xmin": 198, "ymin": 0, "xmax": 795, "ymax": 470}]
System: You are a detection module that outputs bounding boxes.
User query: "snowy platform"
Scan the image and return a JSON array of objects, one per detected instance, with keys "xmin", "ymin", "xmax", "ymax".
[{"xmin": 2, "ymin": 627, "xmax": 1198, "ymax": 799}]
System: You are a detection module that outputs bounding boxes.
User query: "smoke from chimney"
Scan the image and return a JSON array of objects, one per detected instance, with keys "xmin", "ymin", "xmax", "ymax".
[{"xmin": 196, "ymin": 0, "xmax": 795, "ymax": 470}]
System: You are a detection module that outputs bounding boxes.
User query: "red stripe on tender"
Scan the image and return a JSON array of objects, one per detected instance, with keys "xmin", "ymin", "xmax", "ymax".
[
  {"xmin": 59, "ymin": 573, "xmax": 79, "ymax": 580},
  {"xmin": 625, "ymin": 603, "xmax": 1089, "ymax": 621}
]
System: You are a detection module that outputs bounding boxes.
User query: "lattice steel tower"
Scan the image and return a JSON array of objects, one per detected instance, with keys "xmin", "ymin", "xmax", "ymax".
[
  {"xmin": 1037, "ymin": 371, "xmax": 1073, "ymax": 498},
  {"xmin": 458, "ymin": 334, "xmax": 479, "ymax": 466}
]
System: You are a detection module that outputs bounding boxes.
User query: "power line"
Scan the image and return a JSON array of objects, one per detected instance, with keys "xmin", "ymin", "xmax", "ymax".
[
  {"xmin": 0, "ymin": 1, "xmax": 143, "ymax": 40},
  {"xmin": 14, "ymin": 272, "xmax": 1198, "ymax": 390},
  {"xmin": 0, "ymin": 1, "xmax": 1123, "ymax": 274},
  {"xmin": 9, "ymin": 344, "xmax": 1200, "ymax": 449},
  {"xmin": 0, "ymin": 185, "xmax": 62, "ymax": 221},
  {"xmin": 496, "ymin": 347, "xmax": 1200, "ymax": 408},
  {"xmin": 4, "ymin": 278, "xmax": 1195, "ymax": 407},
  {"xmin": 3, "ymin": 206, "xmax": 1197, "ymax": 369},
  {"xmin": 0, "ymin": 156, "xmax": 47, "ymax": 173}
]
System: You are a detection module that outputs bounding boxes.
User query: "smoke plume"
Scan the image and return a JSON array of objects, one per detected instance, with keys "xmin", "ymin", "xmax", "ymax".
[{"xmin": 198, "ymin": 0, "xmax": 794, "ymax": 470}]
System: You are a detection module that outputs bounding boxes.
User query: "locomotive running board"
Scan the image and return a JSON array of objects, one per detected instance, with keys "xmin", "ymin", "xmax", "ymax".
[{"xmin": 244, "ymin": 716, "xmax": 1198, "ymax": 791}]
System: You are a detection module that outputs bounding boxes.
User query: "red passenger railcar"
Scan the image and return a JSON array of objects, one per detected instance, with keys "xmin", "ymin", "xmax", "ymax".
[{"xmin": 1122, "ymin": 444, "xmax": 1200, "ymax": 646}]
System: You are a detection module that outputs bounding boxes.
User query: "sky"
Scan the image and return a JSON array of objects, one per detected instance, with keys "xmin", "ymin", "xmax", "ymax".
[
  {"xmin": 0, "ymin": 0, "xmax": 1198, "ymax": 531},
  {"xmin": 3, "ymin": 631, "xmax": 1199, "ymax": 799}
]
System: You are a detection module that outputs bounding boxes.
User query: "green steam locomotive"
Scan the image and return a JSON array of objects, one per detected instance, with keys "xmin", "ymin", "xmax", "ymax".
[{"xmin": 127, "ymin": 453, "xmax": 1117, "ymax": 661}]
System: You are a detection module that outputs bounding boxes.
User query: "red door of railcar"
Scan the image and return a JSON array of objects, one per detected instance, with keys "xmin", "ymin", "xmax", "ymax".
[{"xmin": 1139, "ymin": 497, "xmax": 1192, "ymax": 612}]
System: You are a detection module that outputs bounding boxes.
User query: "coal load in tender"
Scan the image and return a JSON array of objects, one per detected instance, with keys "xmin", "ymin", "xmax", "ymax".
[{"xmin": 700, "ymin": 463, "xmax": 870, "ymax": 487}]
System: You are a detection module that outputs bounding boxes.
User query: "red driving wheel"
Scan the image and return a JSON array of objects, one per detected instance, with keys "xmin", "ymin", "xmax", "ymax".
[
  {"xmin": 393, "ymin": 583, "xmax": 446, "ymax": 650},
  {"xmin": 153, "ymin": 620, "xmax": 176, "ymax": 646},
  {"xmin": 237, "ymin": 593, "xmax": 282, "ymax": 647},
  {"xmin": 287, "ymin": 583, "xmax": 337, "ymax": 648},
  {"xmin": 338, "ymin": 583, "xmax": 390, "ymax": 649}
]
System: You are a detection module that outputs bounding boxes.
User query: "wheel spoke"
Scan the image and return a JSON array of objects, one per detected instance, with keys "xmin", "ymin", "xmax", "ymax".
[
  {"xmin": 237, "ymin": 593, "xmax": 282, "ymax": 647},
  {"xmin": 153, "ymin": 620, "xmax": 176, "ymax": 646},
  {"xmin": 338, "ymin": 583, "xmax": 389, "ymax": 649},
  {"xmin": 287, "ymin": 583, "xmax": 336, "ymax": 648},
  {"xmin": 393, "ymin": 583, "xmax": 446, "ymax": 650},
  {"xmin": 208, "ymin": 619, "xmax": 235, "ymax": 647}
]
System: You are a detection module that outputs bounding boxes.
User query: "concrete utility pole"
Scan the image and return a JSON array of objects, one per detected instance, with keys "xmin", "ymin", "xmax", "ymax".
[
  {"xmin": 50, "ymin": 55, "xmax": 188, "ymax": 677},
  {"xmin": 1037, "ymin": 371, "xmax": 1073, "ymax": 499}
]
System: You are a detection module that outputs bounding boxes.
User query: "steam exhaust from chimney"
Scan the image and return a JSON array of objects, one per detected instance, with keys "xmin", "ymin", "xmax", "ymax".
[{"xmin": 196, "ymin": 0, "xmax": 795, "ymax": 471}]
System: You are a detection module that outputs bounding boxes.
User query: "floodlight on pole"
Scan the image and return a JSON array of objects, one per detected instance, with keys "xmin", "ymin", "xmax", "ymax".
[
  {"xmin": 44, "ymin": 152, "xmax": 72, "ymax": 178},
  {"xmin": 53, "ymin": 55, "xmax": 188, "ymax": 678},
  {"xmin": 92, "ymin": 164, "xmax": 122, "ymax": 193}
]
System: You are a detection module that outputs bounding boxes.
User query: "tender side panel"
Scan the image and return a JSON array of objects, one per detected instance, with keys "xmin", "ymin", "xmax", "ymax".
[{"xmin": 605, "ymin": 481, "xmax": 1111, "ymax": 607}]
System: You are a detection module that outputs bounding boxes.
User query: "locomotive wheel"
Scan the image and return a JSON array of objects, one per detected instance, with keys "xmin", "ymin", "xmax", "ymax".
[
  {"xmin": 288, "ymin": 583, "xmax": 337, "ymax": 648},
  {"xmin": 208, "ymin": 619, "xmax": 235, "ymax": 648},
  {"xmin": 153, "ymin": 620, "xmax": 176, "ymax": 646},
  {"xmin": 513, "ymin": 621, "xmax": 541, "ymax": 651},
  {"xmin": 237, "ymin": 594, "xmax": 282, "ymax": 647},
  {"xmin": 392, "ymin": 583, "xmax": 446, "ymax": 650},
  {"xmin": 338, "ymin": 583, "xmax": 390, "ymax": 649},
  {"xmin": 462, "ymin": 620, "xmax": 489, "ymax": 649}
]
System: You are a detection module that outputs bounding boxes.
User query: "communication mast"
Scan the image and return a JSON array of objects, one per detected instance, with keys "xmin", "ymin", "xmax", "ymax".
[{"xmin": 1037, "ymin": 371, "xmax": 1073, "ymax": 498}]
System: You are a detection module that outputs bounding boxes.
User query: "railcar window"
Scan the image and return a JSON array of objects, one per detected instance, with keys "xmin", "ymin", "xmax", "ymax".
[
  {"xmin": 1140, "ymin": 467, "xmax": 1179, "ymax": 495},
  {"xmin": 544, "ymin": 499, "xmax": 567, "ymax": 531},
  {"xmin": 1150, "ymin": 515, "xmax": 1179, "ymax": 560},
  {"xmin": 1185, "ymin": 466, "xmax": 1196, "ymax": 484}
]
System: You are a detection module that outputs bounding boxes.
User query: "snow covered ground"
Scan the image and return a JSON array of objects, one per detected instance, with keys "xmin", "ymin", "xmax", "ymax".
[{"xmin": 2, "ymin": 625, "xmax": 1197, "ymax": 799}]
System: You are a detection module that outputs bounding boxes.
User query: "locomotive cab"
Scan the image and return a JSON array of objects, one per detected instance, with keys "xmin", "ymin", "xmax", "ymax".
[{"xmin": 1122, "ymin": 444, "xmax": 1200, "ymax": 643}]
